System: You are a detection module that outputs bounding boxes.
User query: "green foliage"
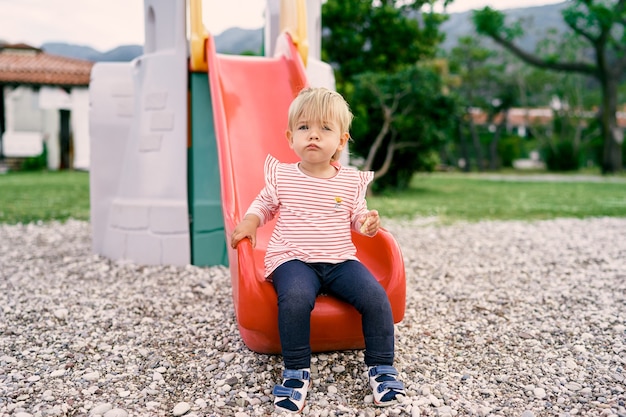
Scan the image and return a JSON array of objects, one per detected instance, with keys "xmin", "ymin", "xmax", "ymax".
[
  {"xmin": 322, "ymin": 0, "xmax": 446, "ymax": 85},
  {"xmin": 446, "ymin": 36, "xmax": 527, "ymax": 171},
  {"xmin": 349, "ymin": 65, "xmax": 457, "ymax": 192},
  {"xmin": 472, "ymin": 7, "xmax": 505, "ymax": 38},
  {"xmin": 321, "ymin": 0, "xmax": 454, "ymax": 191},
  {"xmin": 543, "ymin": 140, "xmax": 580, "ymax": 171},
  {"xmin": 20, "ymin": 143, "xmax": 48, "ymax": 172},
  {"xmin": 472, "ymin": 0, "xmax": 626, "ymax": 173},
  {"xmin": 497, "ymin": 135, "xmax": 524, "ymax": 168},
  {"xmin": 0, "ymin": 170, "xmax": 89, "ymax": 224},
  {"xmin": 447, "ymin": 36, "xmax": 502, "ymax": 107}
]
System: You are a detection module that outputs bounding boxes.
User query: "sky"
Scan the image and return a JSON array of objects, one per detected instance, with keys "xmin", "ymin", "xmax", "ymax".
[{"xmin": 0, "ymin": 0, "xmax": 565, "ymax": 52}]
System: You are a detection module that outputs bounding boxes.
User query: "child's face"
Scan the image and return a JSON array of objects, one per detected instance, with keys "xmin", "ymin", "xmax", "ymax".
[{"xmin": 286, "ymin": 118, "xmax": 349, "ymax": 165}]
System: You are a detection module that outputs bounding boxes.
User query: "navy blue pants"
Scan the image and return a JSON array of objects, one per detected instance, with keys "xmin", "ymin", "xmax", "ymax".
[{"xmin": 271, "ymin": 259, "xmax": 395, "ymax": 369}]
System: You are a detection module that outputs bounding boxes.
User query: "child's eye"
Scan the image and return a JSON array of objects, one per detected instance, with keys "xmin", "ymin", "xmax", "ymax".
[
  {"xmin": 298, "ymin": 124, "xmax": 308, "ymax": 130},
  {"xmin": 323, "ymin": 125, "xmax": 332, "ymax": 131}
]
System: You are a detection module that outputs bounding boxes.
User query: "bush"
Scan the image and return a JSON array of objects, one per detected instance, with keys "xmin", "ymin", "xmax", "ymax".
[
  {"xmin": 20, "ymin": 143, "xmax": 48, "ymax": 171},
  {"xmin": 543, "ymin": 140, "xmax": 580, "ymax": 171},
  {"xmin": 497, "ymin": 135, "xmax": 524, "ymax": 168}
]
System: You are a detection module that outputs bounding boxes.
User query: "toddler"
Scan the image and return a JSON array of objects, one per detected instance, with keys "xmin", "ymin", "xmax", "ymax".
[{"xmin": 231, "ymin": 87, "xmax": 405, "ymax": 413}]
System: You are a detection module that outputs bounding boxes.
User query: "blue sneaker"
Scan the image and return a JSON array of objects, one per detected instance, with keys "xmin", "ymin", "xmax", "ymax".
[
  {"xmin": 368, "ymin": 365, "xmax": 405, "ymax": 406},
  {"xmin": 273, "ymin": 368, "xmax": 310, "ymax": 413}
]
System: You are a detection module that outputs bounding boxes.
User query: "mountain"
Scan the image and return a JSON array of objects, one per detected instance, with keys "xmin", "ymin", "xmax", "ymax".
[
  {"xmin": 439, "ymin": 2, "xmax": 568, "ymax": 51},
  {"xmin": 40, "ymin": 28, "xmax": 262, "ymax": 62},
  {"xmin": 214, "ymin": 28, "xmax": 263, "ymax": 55},
  {"xmin": 38, "ymin": 2, "xmax": 568, "ymax": 62},
  {"xmin": 41, "ymin": 43, "xmax": 143, "ymax": 62}
]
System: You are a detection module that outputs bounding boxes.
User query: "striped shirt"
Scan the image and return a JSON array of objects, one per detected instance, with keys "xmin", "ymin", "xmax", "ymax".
[{"xmin": 246, "ymin": 155, "xmax": 374, "ymax": 277}]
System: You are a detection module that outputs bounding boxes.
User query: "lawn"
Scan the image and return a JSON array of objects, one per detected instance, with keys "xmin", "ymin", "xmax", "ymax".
[
  {"xmin": 368, "ymin": 173, "xmax": 626, "ymax": 223},
  {"xmin": 0, "ymin": 170, "xmax": 90, "ymax": 224},
  {"xmin": 0, "ymin": 170, "xmax": 625, "ymax": 225}
]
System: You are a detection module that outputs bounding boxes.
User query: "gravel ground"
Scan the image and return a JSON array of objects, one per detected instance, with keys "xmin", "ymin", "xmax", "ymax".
[{"xmin": 0, "ymin": 218, "xmax": 625, "ymax": 417}]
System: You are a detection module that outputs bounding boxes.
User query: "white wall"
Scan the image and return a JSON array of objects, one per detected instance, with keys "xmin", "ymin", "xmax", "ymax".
[
  {"xmin": 88, "ymin": 0, "xmax": 191, "ymax": 266},
  {"xmin": 71, "ymin": 89, "xmax": 90, "ymax": 170},
  {"xmin": 2, "ymin": 86, "xmax": 44, "ymax": 158},
  {"xmin": 1, "ymin": 85, "xmax": 91, "ymax": 170}
]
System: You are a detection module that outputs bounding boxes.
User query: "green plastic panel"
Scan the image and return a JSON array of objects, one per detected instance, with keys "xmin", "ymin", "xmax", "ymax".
[{"xmin": 188, "ymin": 72, "xmax": 228, "ymax": 266}]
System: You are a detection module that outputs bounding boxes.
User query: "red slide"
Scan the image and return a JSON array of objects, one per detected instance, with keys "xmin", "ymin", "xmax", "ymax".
[{"xmin": 206, "ymin": 32, "xmax": 406, "ymax": 354}]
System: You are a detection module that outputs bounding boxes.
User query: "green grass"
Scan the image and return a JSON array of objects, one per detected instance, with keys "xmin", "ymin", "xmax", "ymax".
[
  {"xmin": 0, "ymin": 170, "xmax": 90, "ymax": 224},
  {"xmin": 368, "ymin": 173, "xmax": 626, "ymax": 223},
  {"xmin": 0, "ymin": 170, "xmax": 625, "ymax": 225}
]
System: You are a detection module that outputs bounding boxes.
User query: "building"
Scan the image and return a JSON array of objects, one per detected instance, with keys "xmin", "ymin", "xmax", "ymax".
[
  {"xmin": 0, "ymin": 43, "xmax": 93, "ymax": 170},
  {"xmin": 470, "ymin": 106, "xmax": 626, "ymax": 137}
]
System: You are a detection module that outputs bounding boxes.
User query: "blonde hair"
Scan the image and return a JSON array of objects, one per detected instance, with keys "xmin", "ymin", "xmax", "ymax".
[{"xmin": 288, "ymin": 87, "xmax": 353, "ymax": 161}]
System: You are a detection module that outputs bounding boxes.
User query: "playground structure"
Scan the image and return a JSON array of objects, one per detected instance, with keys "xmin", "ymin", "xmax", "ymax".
[
  {"xmin": 89, "ymin": 0, "xmax": 405, "ymax": 353},
  {"xmin": 90, "ymin": 0, "xmax": 334, "ymax": 267}
]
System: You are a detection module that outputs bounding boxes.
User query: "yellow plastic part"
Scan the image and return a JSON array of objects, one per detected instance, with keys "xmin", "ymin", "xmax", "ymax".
[
  {"xmin": 188, "ymin": 0, "xmax": 309, "ymax": 70},
  {"xmin": 280, "ymin": 0, "xmax": 309, "ymax": 66},
  {"xmin": 189, "ymin": 0, "xmax": 209, "ymax": 72}
]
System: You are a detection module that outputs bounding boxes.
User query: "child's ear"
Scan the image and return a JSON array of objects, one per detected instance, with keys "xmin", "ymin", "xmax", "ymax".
[
  {"xmin": 338, "ymin": 132, "xmax": 350, "ymax": 150},
  {"xmin": 285, "ymin": 130, "xmax": 294, "ymax": 148}
]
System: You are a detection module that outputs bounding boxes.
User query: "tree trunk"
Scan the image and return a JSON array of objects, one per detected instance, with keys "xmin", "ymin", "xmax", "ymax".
[
  {"xmin": 489, "ymin": 109, "xmax": 508, "ymax": 170},
  {"xmin": 468, "ymin": 113, "xmax": 484, "ymax": 171},
  {"xmin": 600, "ymin": 77, "xmax": 623, "ymax": 173},
  {"xmin": 0, "ymin": 84, "xmax": 5, "ymax": 161},
  {"xmin": 458, "ymin": 117, "xmax": 471, "ymax": 172},
  {"xmin": 363, "ymin": 100, "xmax": 394, "ymax": 173}
]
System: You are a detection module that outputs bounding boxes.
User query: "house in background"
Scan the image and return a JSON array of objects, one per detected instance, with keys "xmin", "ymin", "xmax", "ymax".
[
  {"xmin": 470, "ymin": 106, "xmax": 626, "ymax": 137},
  {"xmin": 0, "ymin": 43, "xmax": 93, "ymax": 171}
]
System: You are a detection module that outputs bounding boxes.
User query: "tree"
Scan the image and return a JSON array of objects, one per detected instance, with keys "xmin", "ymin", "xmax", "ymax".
[
  {"xmin": 322, "ymin": 0, "xmax": 455, "ymax": 190},
  {"xmin": 448, "ymin": 36, "xmax": 525, "ymax": 170},
  {"xmin": 473, "ymin": 0, "xmax": 626, "ymax": 173},
  {"xmin": 349, "ymin": 66, "xmax": 457, "ymax": 192},
  {"xmin": 322, "ymin": 0, "xmax": 448, "ymax": 86},
  {"xmin": 525, "ymin": 33, "xmax": 602, "ymax": 170}
]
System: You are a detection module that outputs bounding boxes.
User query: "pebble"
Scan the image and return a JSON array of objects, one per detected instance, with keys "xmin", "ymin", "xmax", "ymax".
[
  {"xmin": 103, "ymin": 409, "xmax": 128, "ymax": 417},
  {"xmin": 172, "ymin": 402, "xmax": 191, "ymax": 416},
  {"xmin": 0, "ymin": 218, "xmax": 624, "ymax": 416},
  {"xmin": 53, "ymin": 308, "xmax": 69, "ymax": 320},
  {"xmin": 83, "ymin": 371, "xmax": 100, "ymax": 381}
]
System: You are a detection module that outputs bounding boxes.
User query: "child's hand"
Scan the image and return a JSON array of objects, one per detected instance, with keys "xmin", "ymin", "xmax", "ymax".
[
  {"xmin": 231, "ymin": 215, "xmax": 260, "ymax": 248},
  {"xmin": 359, "ymin": 210, "xmax": 380, "ymax": 236}
]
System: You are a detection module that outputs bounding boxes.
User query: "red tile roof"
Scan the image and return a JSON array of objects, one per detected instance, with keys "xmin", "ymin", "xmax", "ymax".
[
  {"xmin": 470, "ymin": 107, "xmax": 626, "ymax": 129},
  {"xmin": 0, "ymin": 43, "xmax": 93, "ymax": 86}
]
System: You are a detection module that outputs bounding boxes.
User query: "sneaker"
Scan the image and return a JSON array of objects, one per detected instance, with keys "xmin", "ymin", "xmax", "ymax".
[
  {"xmin": 368, "ymin": 365, "xmax": 405, "ymax": 406},
  {"xmin": 273, "ymin": 368, "xmax": 310, "ymax": 413}
]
